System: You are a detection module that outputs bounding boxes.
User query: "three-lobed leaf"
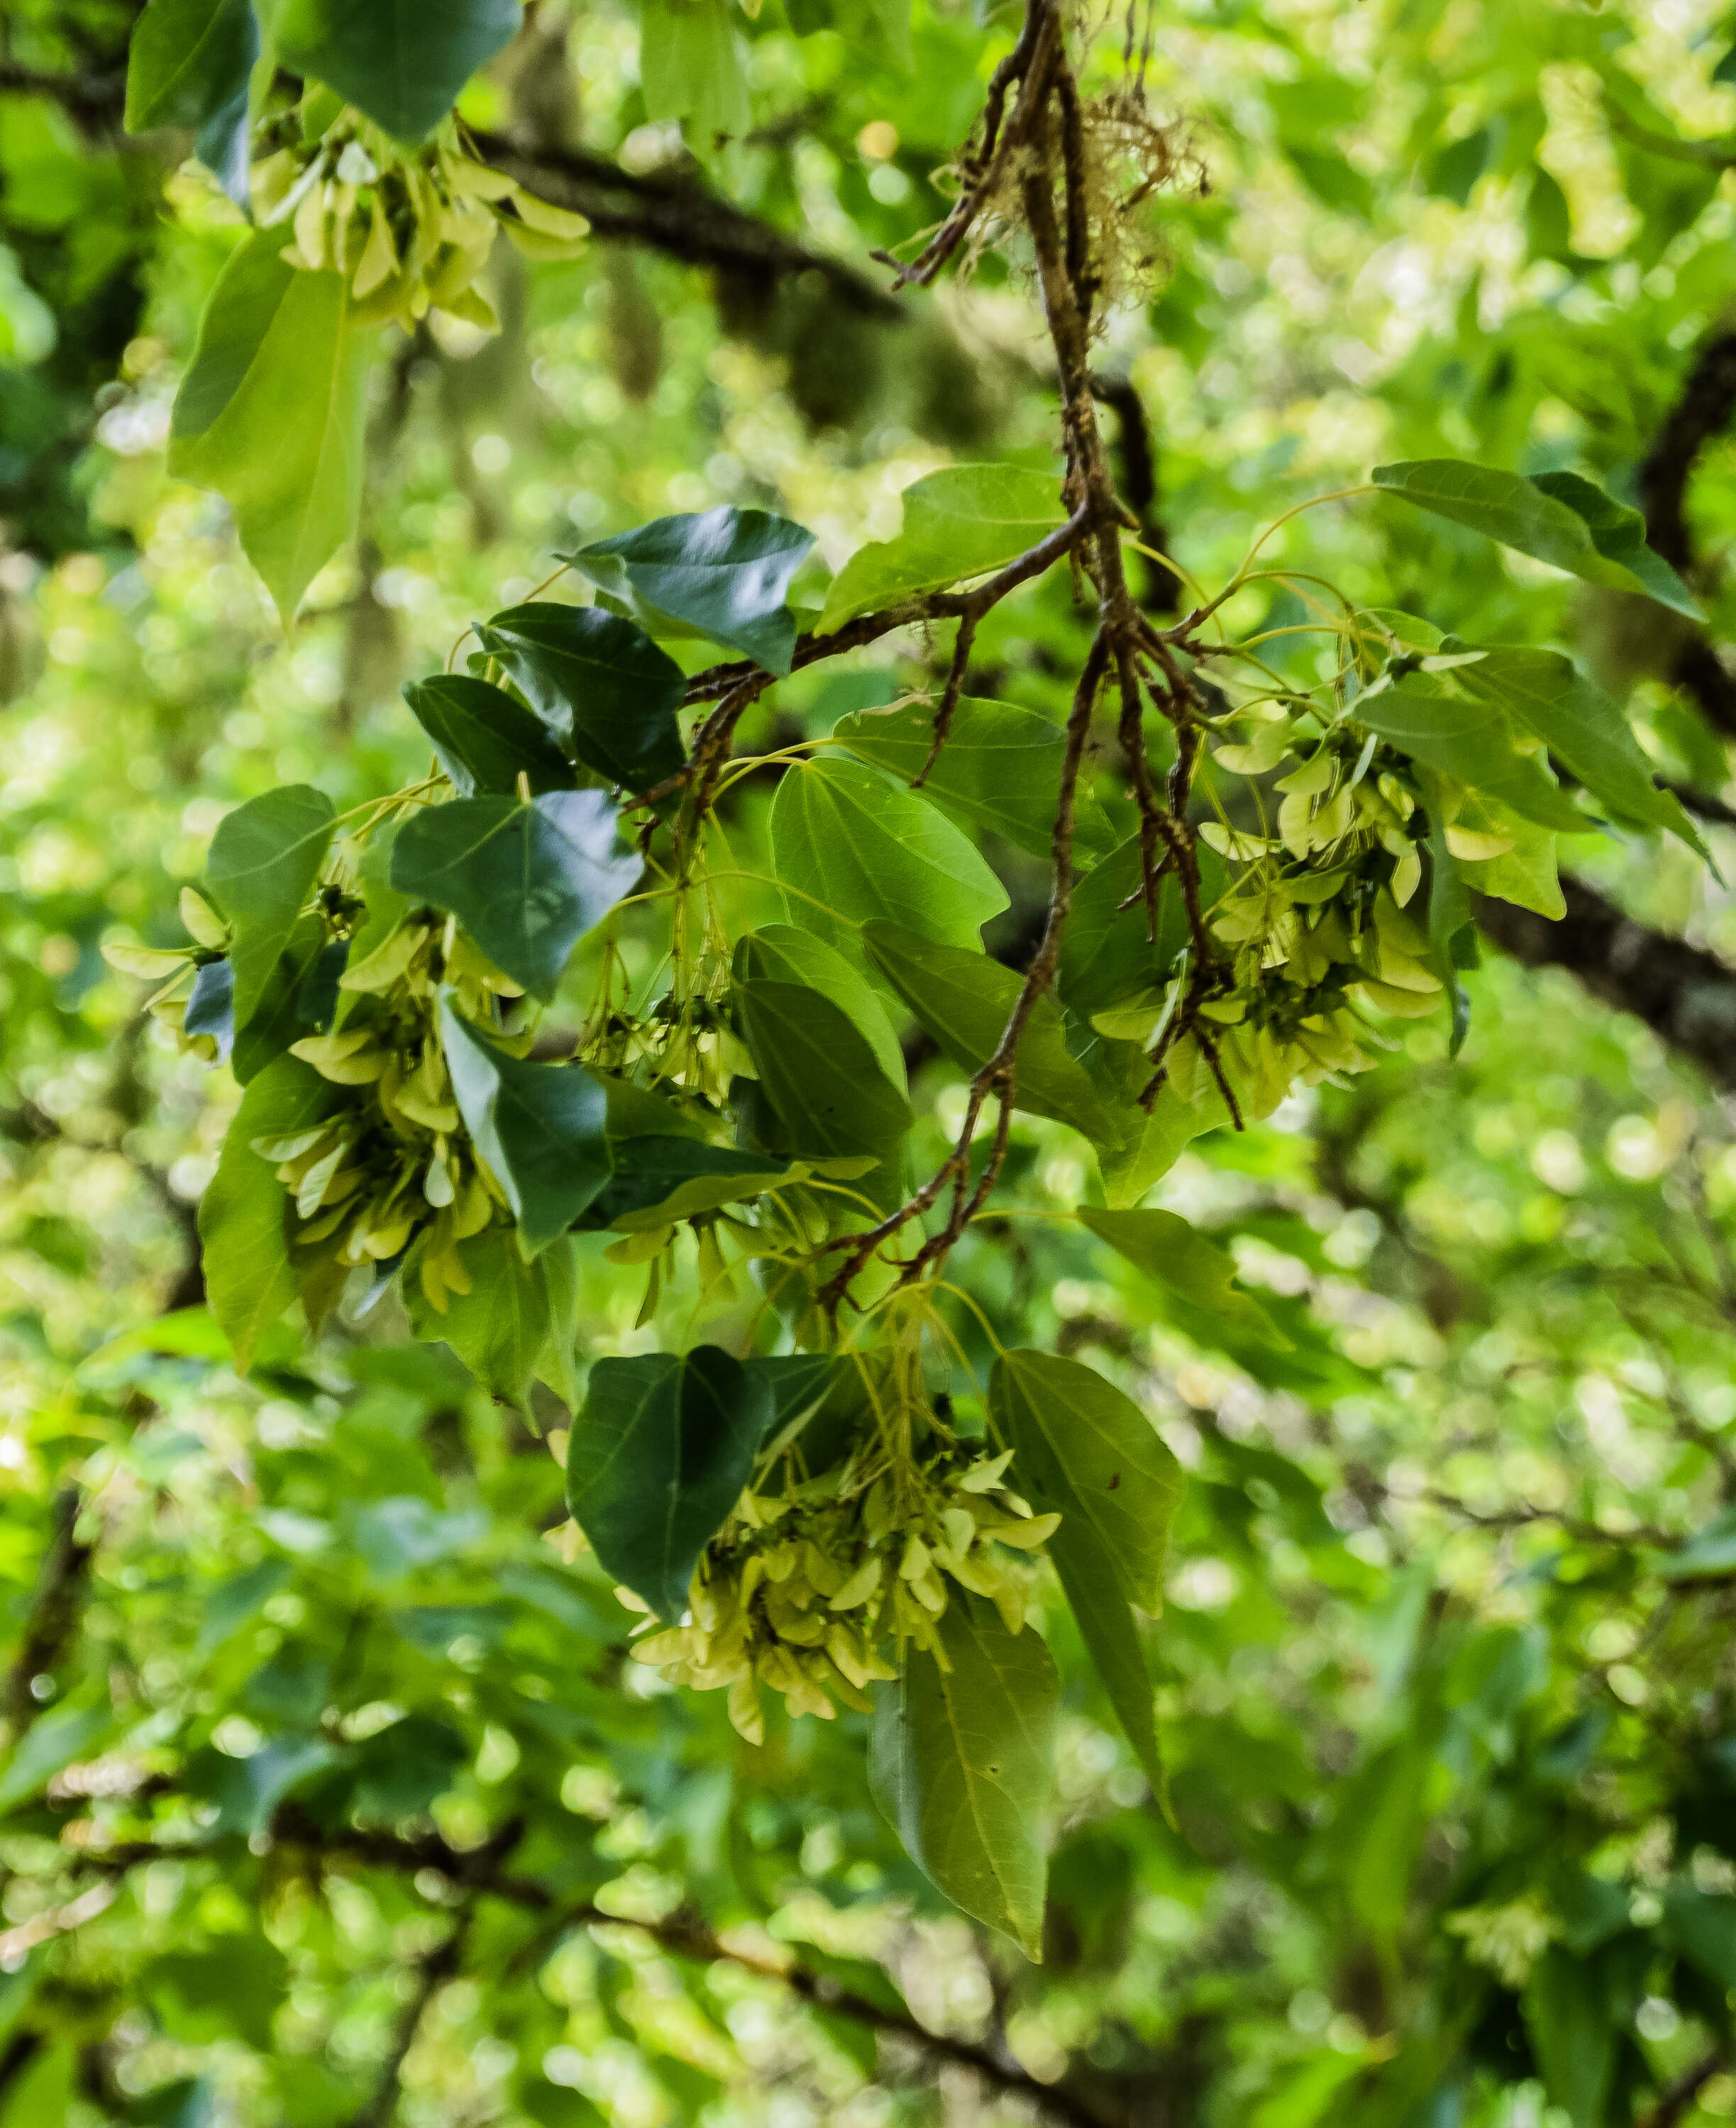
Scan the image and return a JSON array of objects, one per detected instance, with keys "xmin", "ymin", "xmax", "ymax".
[
  {"xmin": 566, "ymin": 1346, "xmax": 773, "ymax": 1618},
  {"xmin": 869, "ymin": 1597, "xmax": 1059, "ymax": 1959},
  {"xmin": 832, "ymin": 695, "xmax": 1115, "ymax": 863},
  {"xmin": 438, "ymin": 999, "xmax": 612, "ymax": 1251},
  {"xmin": 169, "ymin": 231, "xmax": 378, "ymax": 622},
  {"xmin": 204, "ymin": 784, "xmax": 336, "ymax": 1026},
  {"xmin": 820, "ymin": 465, "xmax": 1065, "ymax": 631},
  {"xmin": 563, "ymin": 506, "xmax": 814, "ymax": 675},
  {"xmin": 768, "ymin": 756, "xmax": 1007, "ymax": 959},
  {"xmin": 392, "ymin": 789, "xmax": 638, "ymax": 999},
  {"xmin": 402, "ymin": 674, "xmax": 574, "ymax": 798},
  {"xmin": 470, "ymin": 602, "xmax": 686, "ymax": 792}
]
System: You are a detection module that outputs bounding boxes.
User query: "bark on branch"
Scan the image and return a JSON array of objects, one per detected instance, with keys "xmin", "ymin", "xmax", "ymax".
[
  {"xmin": 470, "ymin": 131, "xmax": 904, "ymax": 319},
  {"xmin": 1638, "ymin": 332, "xmax": 1736, "ymax": 738}
]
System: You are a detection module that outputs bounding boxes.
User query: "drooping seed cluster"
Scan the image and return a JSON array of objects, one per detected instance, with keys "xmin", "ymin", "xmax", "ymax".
[{"xmin": 625, "ymin": 1443, "xmax": 1059, "ymax": 1743}]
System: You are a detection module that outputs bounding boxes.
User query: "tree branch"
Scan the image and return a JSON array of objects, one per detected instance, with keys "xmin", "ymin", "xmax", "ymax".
[
  {"xmin": 1474, "ymin": 874, "xmax": 1736, "ymax": 1090},
  {"xmin": 470, "ymin": 131, "xmax": 904, "ymax": 319}
]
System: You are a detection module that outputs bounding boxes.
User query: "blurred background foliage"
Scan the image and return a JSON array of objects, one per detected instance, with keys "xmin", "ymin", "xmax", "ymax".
[{"xmin": 9, "ymin": 0, "xmax": 1736, "ymax": 2124}]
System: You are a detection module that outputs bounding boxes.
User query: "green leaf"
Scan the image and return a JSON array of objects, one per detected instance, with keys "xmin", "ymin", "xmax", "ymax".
[
  {"xmin": 1452, "ymin": 646, "xmax": 1710, "ymax": 858},
  {"xmin": 124, "ymin": 0, "xmax": 258, "ymax": 203},
  {"xmin": 1057, "ymin": 835, "xmax": 1228, "ymax": 1019},
  {"xmin": 768, "ymin": 757, "xmax": 1007, "ymax": 958},
  {"xmin": 407, "ymin": 1228, "xmax": 578, "ymax": 1407},
  {"xmin": 820, "ymin": 465, "xmax": 1064, "ymax": 632},
  {"xmin": 204, "ymin": 783, "xmax": 336, "ymax": 1031},
  {"xmin": 1529, "ymin": 470, "xmax": 1701, "ymax": 620},
  {"xmin": 563, "ymin": 507, "xmax": 814, "ymax": 675},
  {"xmin": 746, "ymin": 1352, "xmax": 843, "ymax": 1447},
  {"xmin": 1372, "ymin": 459, "xmax": 1701, "ymax": 619},
  {"xmin": 273, "ymin": 0, "xmax": 521, "ymax": 143},
  {"xmin": 1098, "ymin": 1085, "xmax": 1203, "ymax": 1208},
  {"xmin": 1355, "ymin": 676, "xmax": 1586, "ymax": 833},
  {"xmin": 1522, "ymin": 1949, "xmax": 1613, "ymax": 2128},
  {"xmin": 438, "ymin": 998, "xmax": 612, "ymax": 1251},
  {"xmin": 991, "ymin": 1351, "xmax": 1181, "ymax": 1798},
  {"xmin": 199, "ymin": 1056, "xmax": 336, "ymax": 1372},
  {"xmin": 566, "ymin": 1346, "xmax": 773, "ymax": 1617},
  {"xmin": 401, "ymin": 675, "xmax": 575, "ymax": 798},
  {"xmin": 735, "ymin": 926, "xmax": 907, "ymax": 1095},
  {"xmin": 990, "ymin": 1351, "xmax": 1183, "ymax": 1612},
  {"xmin": 863, "ymin": 923, "xmax": 1117, "ymax": 1141},
  {"xmin": 392, "ymin": 790, "xmax": 638, "ymax": 999},
  {"xmin": 169, "ymin": 232, "xmax": 379, "ymax": 622},
  {"xmin": 869, "ymin": 1596, "xmax": 1058, "ymax": 1959},
  {"xmin": 583, "ymin": 1138, "xmax": 794, "ymax": 1232},
  {"xmin": 832, "ymin": 696, "xmax": 1115, "ymax": 863},
  {"xmin": 470, "ymin": 603, "xmax": 686, "ymax": 792},
  {"xmin": 230, "ymin": 916, "xmax": 348, "ymax": 1085},
  {"xmin": 1078, "ymin": 1207, "xmax": 1290, "ymax": 1349},
  {"xmin": 638, "ymin": 0, "xmax": 751, "ymax": 147},
  {"xmin": 734, "ymin": 977, "xmax": 913, "ymax": 1212}
]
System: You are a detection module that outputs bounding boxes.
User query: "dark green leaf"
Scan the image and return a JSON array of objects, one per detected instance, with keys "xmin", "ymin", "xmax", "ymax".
[
  {"xmin": 863, "ymin": 922, "xmax": 1119, "ymax": 1141},
  {"xmin": 566, "ymin": 1346, "xmax": 773, "ymax": 1617},
  {"xmin": 169, "ymin": 233, "xmax": 378, "ymax": 621},
  {"xmin": 734, "ymin": 976, "xmax": 913, "ymax": 1212},
  {"xmin": 402, "ymin": 675, "xmax": 575, "ymax": 797},
  {"xmin": 734, "ymin": 926, "xmax": 906, "ymax": 1095},
  {"xmin": 438, "ymin": 998, "xmax": 612, "ymax": 1251},
  {"xmin": 743, "ymin": 1353, "xmax": 842, "ymax": 1448},
  {"xmin": 832, "ymin": 695, "xmax": 1114, "ymax": 863},
  {"xmin": 869, "ymin": 1597, "xmax": 1058, "ymax": 1959},
  {"xmin": 768, "ymin": 757, "xmax": 1007, "ymax": 958},
  {"xmin": 1522, "ymin": 1949, "xmax": 1613, "ymax": 2128},
  {"xmin": 1057, "ymin": 835, "xmax": 1227, "ymax": 1018},
  {"xmin": 184, "ymin": 957, "xmax": 235, "ymax": 1064},
  {"xmin": 199, "ymin": 1056, "xmax": 336, "ymax": 1371},
  {"xmin": 471, "ymin": 602, "xmax": 687, "ymax": 790},
  {"xmin": 1078, "ymin": 1207, "xmax": 1290, "ymax": 1349},
  {"xmin": 204, "ymin": 784, "xmax": 336, "ymax": 1026},
  {"xmin": 231, "ymin": 918, "xmax": 347, "ymax": 1086},
  {"xmin": 392, "ymin": 790, "xmax": 638, "ymax": 999},
  {"xmin": 563, "ymin": 507, "xmax": 814, "ymax": 675},
  {"xmin": 274, "ymin": 0, "xmax": 521, "ymax": 143},
  {"xmin": 582, "ymin": 1137, "xmax": 792, "ymax": 1232}
]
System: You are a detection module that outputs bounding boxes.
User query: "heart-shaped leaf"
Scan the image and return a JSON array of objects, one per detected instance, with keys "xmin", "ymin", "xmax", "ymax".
[
  {"xmin": 820, "ymin": 465, "xmax": 1063, "ymax": 631},
  {"xmin": 472, "ymin": 602, "xmax": 687, "ymax": 790},
  {"xmin": 273, "ymin": 0, "xmax": 522, "ymax": 143},
  {"xmin": 566, "ymin": 1346, "xmax": 773, "ymax": 1618}
]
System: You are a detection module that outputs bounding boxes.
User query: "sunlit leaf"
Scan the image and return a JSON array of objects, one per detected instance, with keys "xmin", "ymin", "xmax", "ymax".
[{"xmin": 820, "ymin": 465, "xmax": 1063, "ymax": 631}]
